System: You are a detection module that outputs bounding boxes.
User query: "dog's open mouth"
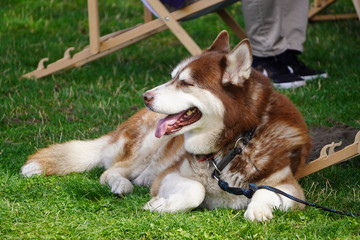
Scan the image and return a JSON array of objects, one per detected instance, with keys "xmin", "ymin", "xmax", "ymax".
[{"xmin": 155, "ymin": 107, "xmax": 202, "ymax": 138}]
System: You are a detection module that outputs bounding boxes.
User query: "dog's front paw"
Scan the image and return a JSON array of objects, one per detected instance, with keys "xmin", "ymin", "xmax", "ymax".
[
  {"xmin": 133, "ymin": 172, "xmax": 154, "ymax": 187},
  {"xmin": 100, "ymin": 171, "xmax": 133, "ymax": 195},
  {"xmin": 21, "ymin": 161, "xmax": 43, "ymax": 177},
  {"xmin": 143, "ymin": 197, "xmax": 169, "ymax": 212},
  {"xmin": 109, "ymin": 177, "xmax": 133, "ymax": 195},
  {"xmin": 244, "ymin": 202, "xmax": 273, "ymax": 222}
]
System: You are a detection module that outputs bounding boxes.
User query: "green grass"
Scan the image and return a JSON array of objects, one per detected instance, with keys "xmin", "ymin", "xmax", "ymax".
[{"xmin": 1, "ymin": 0, "xmax": 359, "ymax": 239}]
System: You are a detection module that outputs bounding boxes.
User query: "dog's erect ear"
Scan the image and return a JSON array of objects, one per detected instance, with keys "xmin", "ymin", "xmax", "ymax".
[
  {"xmin": 206, "ymin": 30, "xmax": 230, "ymax": 53},
  {"xmin": 222, "ymin": 39, "xmax": 252, "ymax": 86}
]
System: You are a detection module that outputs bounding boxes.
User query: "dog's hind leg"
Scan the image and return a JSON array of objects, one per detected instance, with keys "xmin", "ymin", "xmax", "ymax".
[{"xmin": 143, "ymin": 172, "xmax": 205, "ymax": 213}]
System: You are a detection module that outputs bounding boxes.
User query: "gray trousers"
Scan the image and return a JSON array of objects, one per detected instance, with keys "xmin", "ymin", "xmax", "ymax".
[{"xmin": 242, "ymin": 0, "xmax": 309, "ymax": 57}]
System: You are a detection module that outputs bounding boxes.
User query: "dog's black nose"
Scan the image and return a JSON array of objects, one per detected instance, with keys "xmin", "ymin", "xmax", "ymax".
[{"xmin": 143, "ymin": 92, "xmax": 154, "ymax": 106}]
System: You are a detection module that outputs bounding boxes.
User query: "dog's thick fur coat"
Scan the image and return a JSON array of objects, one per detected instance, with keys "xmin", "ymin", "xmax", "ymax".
[{"xmin": 21, "ymin": 31, "xmax": 311, "ymax": 221}]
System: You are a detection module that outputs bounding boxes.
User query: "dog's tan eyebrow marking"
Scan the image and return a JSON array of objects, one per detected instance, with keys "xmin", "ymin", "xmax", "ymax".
[{"xmin": 171, "ymin": 56, "xmax": 199, "ymax": 79}]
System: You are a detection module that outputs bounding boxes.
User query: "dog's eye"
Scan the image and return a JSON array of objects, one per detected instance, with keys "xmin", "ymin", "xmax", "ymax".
[{"xmin": 179, "ymin": 80, "xmax": 194, "ymax": 87}]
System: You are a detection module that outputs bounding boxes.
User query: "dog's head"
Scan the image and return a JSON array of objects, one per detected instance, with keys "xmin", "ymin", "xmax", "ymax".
[{"xmin": 143, "ymin": 31, "xmax": 271, "ymax": 154}]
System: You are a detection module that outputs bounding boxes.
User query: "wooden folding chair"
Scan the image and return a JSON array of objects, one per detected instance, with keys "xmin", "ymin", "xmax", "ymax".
[{"xmin": 22, "ymin": 0, "xmax": 245, "ymax": 79}]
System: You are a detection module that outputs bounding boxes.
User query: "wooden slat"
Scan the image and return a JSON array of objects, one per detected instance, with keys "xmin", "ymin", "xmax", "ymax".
[
  {"xmin": 146, "ymin": 0, "xmax": 202, "ymax": 55},
  {"xmin": 310, "ymin": 13, "xmax": 358, "ymax": 21},
  {"xmin": 87, "ymin": 0, "xmax": 100, "ymax": 54},
  {"xmin": 309, "ymin": 0, "xmax": 360, "ymax": 21},
  {"xmin": 23, "ymin": 19, "xmax": 169, "ymax": 78},
  {"xmin": 144, "ymin": 5, "xmax": 153, "ymax": 23},
  {"xmin": 308, "ymin": 0, "xmax": 336, "ymax": 19},
  {"xmin": 77, "ymin": 21, "xmax": 169, "ymax": 67}
]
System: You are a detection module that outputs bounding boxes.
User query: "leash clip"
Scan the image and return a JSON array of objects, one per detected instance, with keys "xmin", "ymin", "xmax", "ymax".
[
  {"xmin": 210, "ymin": 158, "xmax": 220, "ymax": 173},
  {"xmin": 210, "ymin": 159, "xmax": 220, "ymax": 181},
  {"xmin": 234, "ymin": 137, "xmax": 246, "ymax": 150}
]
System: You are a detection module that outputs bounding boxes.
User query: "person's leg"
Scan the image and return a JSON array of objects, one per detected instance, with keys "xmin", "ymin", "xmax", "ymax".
[
  {"xmin": 277, "ymin": 0, "xmax": 328, "ymax": 80},
  {"xmin": 280, "ymin": 0, "xmax": 309, "ymax": 53},
  {"xmin": 242, "ymin": 0, "xmax": 287, "ymax": 57},
  {"xmin": 242, "ymin": 0, "xmax": 305, "ymax": 89}
]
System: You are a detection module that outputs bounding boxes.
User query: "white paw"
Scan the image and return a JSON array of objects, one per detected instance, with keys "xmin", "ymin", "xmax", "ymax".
[
  {"xmin": 244, "ymin": 202, "xmax": 273, "ymax": 222},
  {"xmin": 21, "ymin": 161, "xmax": 43, "ymax": 177},
  {"xmin": 133, "ymin": 172, "xmax": 154, "ymax": 187},
  {"xmin": 109, "ymin": 177, "xmax": 133, "ymax": 195},
  {"xmin": 143, "ymin": 197, "xmax": 169, "ymax": 212},
  {"xmin": 100, "ymin": 172, "xmax": 133, "ymax": 195}
]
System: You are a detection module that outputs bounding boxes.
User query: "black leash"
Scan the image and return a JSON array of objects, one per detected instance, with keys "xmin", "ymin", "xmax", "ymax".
[
  {"xmin": 210, "ymin": 129, "xmax": 360, "ymax": 217},
  {"xmin": 216, "ymin": 180, "xmax": 360, "ymax": 217}
]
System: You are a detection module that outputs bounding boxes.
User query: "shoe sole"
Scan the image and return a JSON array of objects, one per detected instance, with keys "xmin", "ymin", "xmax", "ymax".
[
  {"xmin": 273, "ymin": 80, "xmax": 306, "ymax": 89},
  {"xmin": 301, "ymin": 73, "xmax": 328, "ymax": 81}
]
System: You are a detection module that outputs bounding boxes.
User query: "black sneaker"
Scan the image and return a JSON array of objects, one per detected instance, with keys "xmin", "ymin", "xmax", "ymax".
[
  {"xmin": 253, "ymin": 56, "xmax": 305, "ymax": 89},
  {"xmin": 277, "ymin": 50, "xmax": 328, "ymax": 81}
]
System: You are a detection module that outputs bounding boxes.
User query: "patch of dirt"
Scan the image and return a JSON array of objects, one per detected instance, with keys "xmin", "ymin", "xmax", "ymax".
[{"xmin": 309, "ymin": 125, "xmax": 359, "ymax": 161}]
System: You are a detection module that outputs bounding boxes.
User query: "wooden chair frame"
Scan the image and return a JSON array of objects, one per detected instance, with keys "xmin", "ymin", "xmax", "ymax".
[
  {"xmin": 309, "ymin": 0, "xmax": 360, "ymax": 21},
  {"xmin": 298, "ymin": 131, "xmax": 360, "ymax": 178},
  {"xmin": 22, "ymin": 0, "xmax": 245, "ymax": 79},
  {"xmin": 303, "ymin": 0, "xmax": 360, "ymax": 177}
]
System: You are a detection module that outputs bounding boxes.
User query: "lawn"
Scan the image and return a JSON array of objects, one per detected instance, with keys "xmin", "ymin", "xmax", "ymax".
[{"xmin": 1, "ymin": 0, "xmax": 359, "ymax": 239}]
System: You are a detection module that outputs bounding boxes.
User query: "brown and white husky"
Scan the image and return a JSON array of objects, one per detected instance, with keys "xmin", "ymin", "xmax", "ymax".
[{"xmin": 21, "ymin": 31, "xmax": 311, "ymax": 221}]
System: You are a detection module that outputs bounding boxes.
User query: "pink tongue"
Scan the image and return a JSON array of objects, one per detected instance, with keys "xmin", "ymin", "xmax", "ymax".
[{"xmin": 155, "ymin": 112, "xmax": 184, "ymax": 138}]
